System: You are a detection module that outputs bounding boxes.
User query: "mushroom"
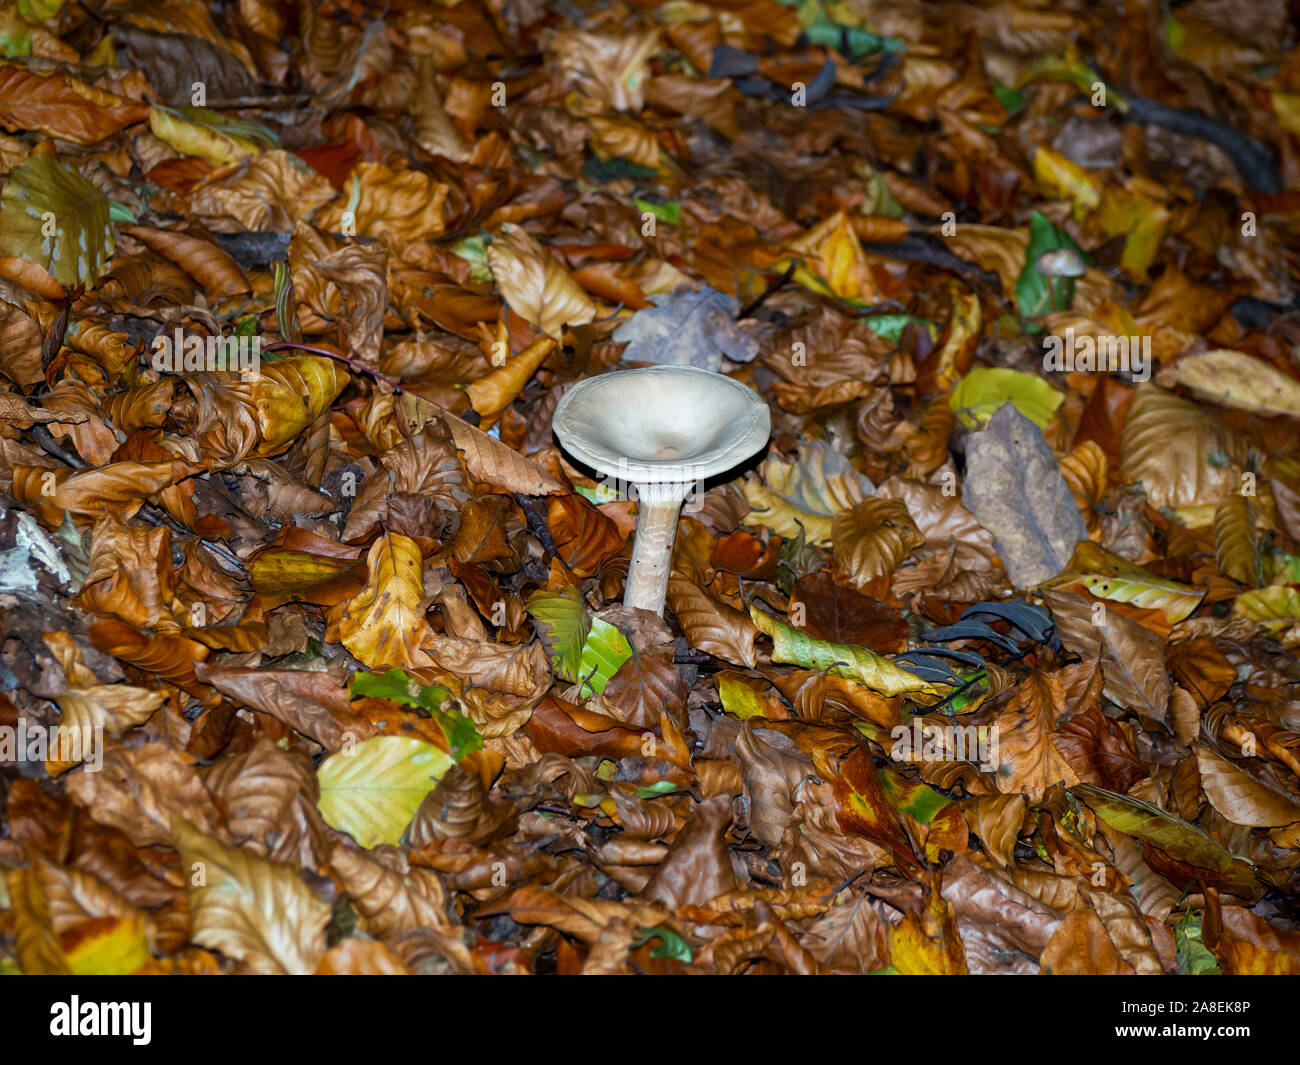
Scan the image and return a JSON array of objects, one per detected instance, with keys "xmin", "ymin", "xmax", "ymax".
[{"xmin": 552, "ymin": 365, "xmax": 771, "ymax": 616}]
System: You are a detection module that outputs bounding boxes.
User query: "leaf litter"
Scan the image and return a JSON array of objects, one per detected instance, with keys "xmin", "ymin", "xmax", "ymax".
[{"xmin": 0, "ymin": 0, "xmax": 1298, "ymax": 977}]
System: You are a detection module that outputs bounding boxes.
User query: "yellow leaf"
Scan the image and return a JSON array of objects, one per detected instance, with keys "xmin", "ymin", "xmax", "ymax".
[
  {"xmin": 742, "ymin": 440, "xmax": 870, "ymax": 546},
  {"xmin": 887, "ymin": 891, "xmax": 966, "ymax": 974},
  {"xmin": 466, "ymin": 335, "xmax": 557, "ymax": 419},
  {"xmin": 250, "ymin": 355, "xmax": 350, "ymax": 455},
  {"xmin": 63, "ymin": 915, "xmax": 151, "ymax": 976},
  {"xmin": 338, "ymin": 534, "xmax": 435, "ymax": 670},
  {"xmin": 317, "ymin": 735, "xmax": 453, "ymax": 848},
  {"xmin": 315, "ymin": 161, "xmax": 449, "ymax": 246},
  {"xmin": 1043, "ymin": 540, "xmax": 1205, "ymax": 624},
  {"xmin": 1271, "ymin": 92, "xmax": 1300, "ymax": 137},
  {"xmin": 928, "ymin": 290, "xmax": 980, "ymax": 392},
  {"xmin": 780, "ymin": 211, "xmax": 878, "ymax": 303},
  {"xmin": 950, "ymin": 366, "xmax": 1063, "ymax": 429},
  {"xmin": 1232, "ymin": 586, "xmax": 1300, "ymax": 645},
  {"xmin": 149, "ymin": 106, "xmax": 260, "ymax": 166},
  {"xmin": 748, "ymin": 606, "xmax": 940, "ymax": 697},
  {"xmin": 1033, "ymin": 145, "xmax": 1101, "ymax": 220}
]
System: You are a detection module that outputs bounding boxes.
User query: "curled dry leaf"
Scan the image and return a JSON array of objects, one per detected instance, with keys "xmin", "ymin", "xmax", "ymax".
[
  {"xmin": 330, "ymin": 843, "xmax": 453, "ymax": 938},
  {"xmin": 831, "ymin": 496, "xmax": 925, "ymax": 585},
  {"xmin": 487, "ymin": 224, "xmax": 598, "ymax": 339},
  {"xmin": 992, "ymin": 672, "xmax": 1080, "ymax": 801},
  {"xmin": 337, "ymin": 534, "xmax": 435, "ymax": 670},
  {"xmin": 1119, "ymin": 384, "xmax": 1247, "ymax": 510},
  {"xmin": 743, "ymin": 440, "xmax": 871, "ymax": 546},
  {"xmin": 666, "ymin": 574, "xmax": 758, "ymax": 668},
  {"xmin": 174, "ymin": 817, "xmax": 330, "ymax": 975},
  {"xmin": 1196, "ymin": 747, "xmax": 1300, "ymax": 828}
]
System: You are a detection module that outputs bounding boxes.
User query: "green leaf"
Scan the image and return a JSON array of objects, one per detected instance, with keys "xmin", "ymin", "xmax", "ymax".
[
  {"xmin": 0, "ymin": 5, "xmax": 31, "ymax": 56},
  {"xmin": 449, "ymin": 232, "xmax": 494, "ymax": 284},
  {"xmin": 1015, "ymin": 210, "xmax": 1087, "ymax": 318},
  {"xmin": 880, "ymin": 769, "xmax": 951, "ymax": 823},
  {"xmin": 574, "ymin": 482, "xmax": 620, "ymax": 506},
  {"xmin": 790, "ymin": 0, "xmax": 904, "ymax": 57},
  {"xmin": 526, "ymin": 587, "xmax": 589, "ymax": 683},
  {"xmin": 748, "ymin": 606, "xmax": 942, "ymax": 697},
  {"xmin": 18, "ymin": 0, "xmax": 65, "ymax": 18},
  {"xmin": 317, "ymin": 736, "xmax": 453, "ymax": 848},
  {"xmin": 632, "ymin": 927, "xmax": 693, "ymax": 962},
  {"xmin": 635, "ymin": 780, "xmax": 684, "ymax": 799},
  {"xmin": 107, "ymin": 200, "xmax": 137, "ymax": 224},
  {"xmin": 1071, "ymin": 784, "xmax": 1257, "ymax": 894},
  {"xmin": 582, "ymin": 157, "xmax": 659, "ymax": 184},
  {"xmin": 526, "ymin": 595, "xmax": 630, "ymax": 698},
  {"xmin": 272, "ymin": 260, "xmax": 294, "ymax": 344},
  {"xmin": 349, "ymin": 668, "xmax": 480, "ymax": 760},
  {"xmin": 863, "ymin": 314, "xmax": 936, "ymax": 344},
  {"xmin": 576, "ymin": 617, "xmax": 633, "ymax": 699},
  {"xmin": 0, "ymin": 154, "xmax": 114, "ymax": 285},
  {"xmin": 634, "ymin": 199, "xmax": 680, "ymax": 226},
  {"xmin": 1174, "ymin": 914, "xmax": 1221, "ymax": 975},
  {"xmin": 992, "ymin": 83, "xmax": 1025, "ymax": 115},
  {"xmin": 950, "ymin": 366, "xmax": 1064, "ymax": 430}
]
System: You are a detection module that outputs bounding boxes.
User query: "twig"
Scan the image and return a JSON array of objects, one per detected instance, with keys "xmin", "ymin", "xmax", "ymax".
[
  {"xmin": 31, "ymin": 426, "xmax": 246, "ymax": 573},
  {"xmin": 30, "ymin": 426, "xmax": 85, "ymax": 469},
  {"xmin": 261, "ymin": 341, "xmax": 407, "ymax": 393},
  {"xmin": 512, "ymin": 492, "xmax": 558, "ymax": 559},
  {"xmin": 735, "ymin": 263, "xmax": 796, "ymax": 320}
]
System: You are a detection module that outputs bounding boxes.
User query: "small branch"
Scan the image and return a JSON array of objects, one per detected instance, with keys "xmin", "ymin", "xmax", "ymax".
[
  {"xmin": 512, "ymin": 492, "xmax": 558, "ymax": 560},
  {"xmin": 735, "ymin": 263, "xmax": 796, "ymax": 320},
  {"xmin": 261, "ymin": 341, "xmax": 407, "ymax": 392}
]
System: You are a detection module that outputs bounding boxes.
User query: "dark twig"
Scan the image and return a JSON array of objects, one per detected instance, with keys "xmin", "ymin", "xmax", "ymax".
[
  {"xmin": 512, "ymin": 492, "xmax": 558, "ymax": 559},
  {"xmin": 735, "ymin": 263, "xmax": 797, "ymax": 320},
  {"xmin": 31, "ymin": 426, "xmax": 246, "ymax": 573}
]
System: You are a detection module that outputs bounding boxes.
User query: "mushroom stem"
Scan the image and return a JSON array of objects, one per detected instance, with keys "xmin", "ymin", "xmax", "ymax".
[{"xmin": 624, "ymin": 481, "xmax": 693, "ymax": 616}]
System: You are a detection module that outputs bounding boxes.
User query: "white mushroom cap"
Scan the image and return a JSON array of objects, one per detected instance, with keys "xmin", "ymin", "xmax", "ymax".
[{"xmin": 552, "ymin": 365, "xmax": 771, "ymax": 485}]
